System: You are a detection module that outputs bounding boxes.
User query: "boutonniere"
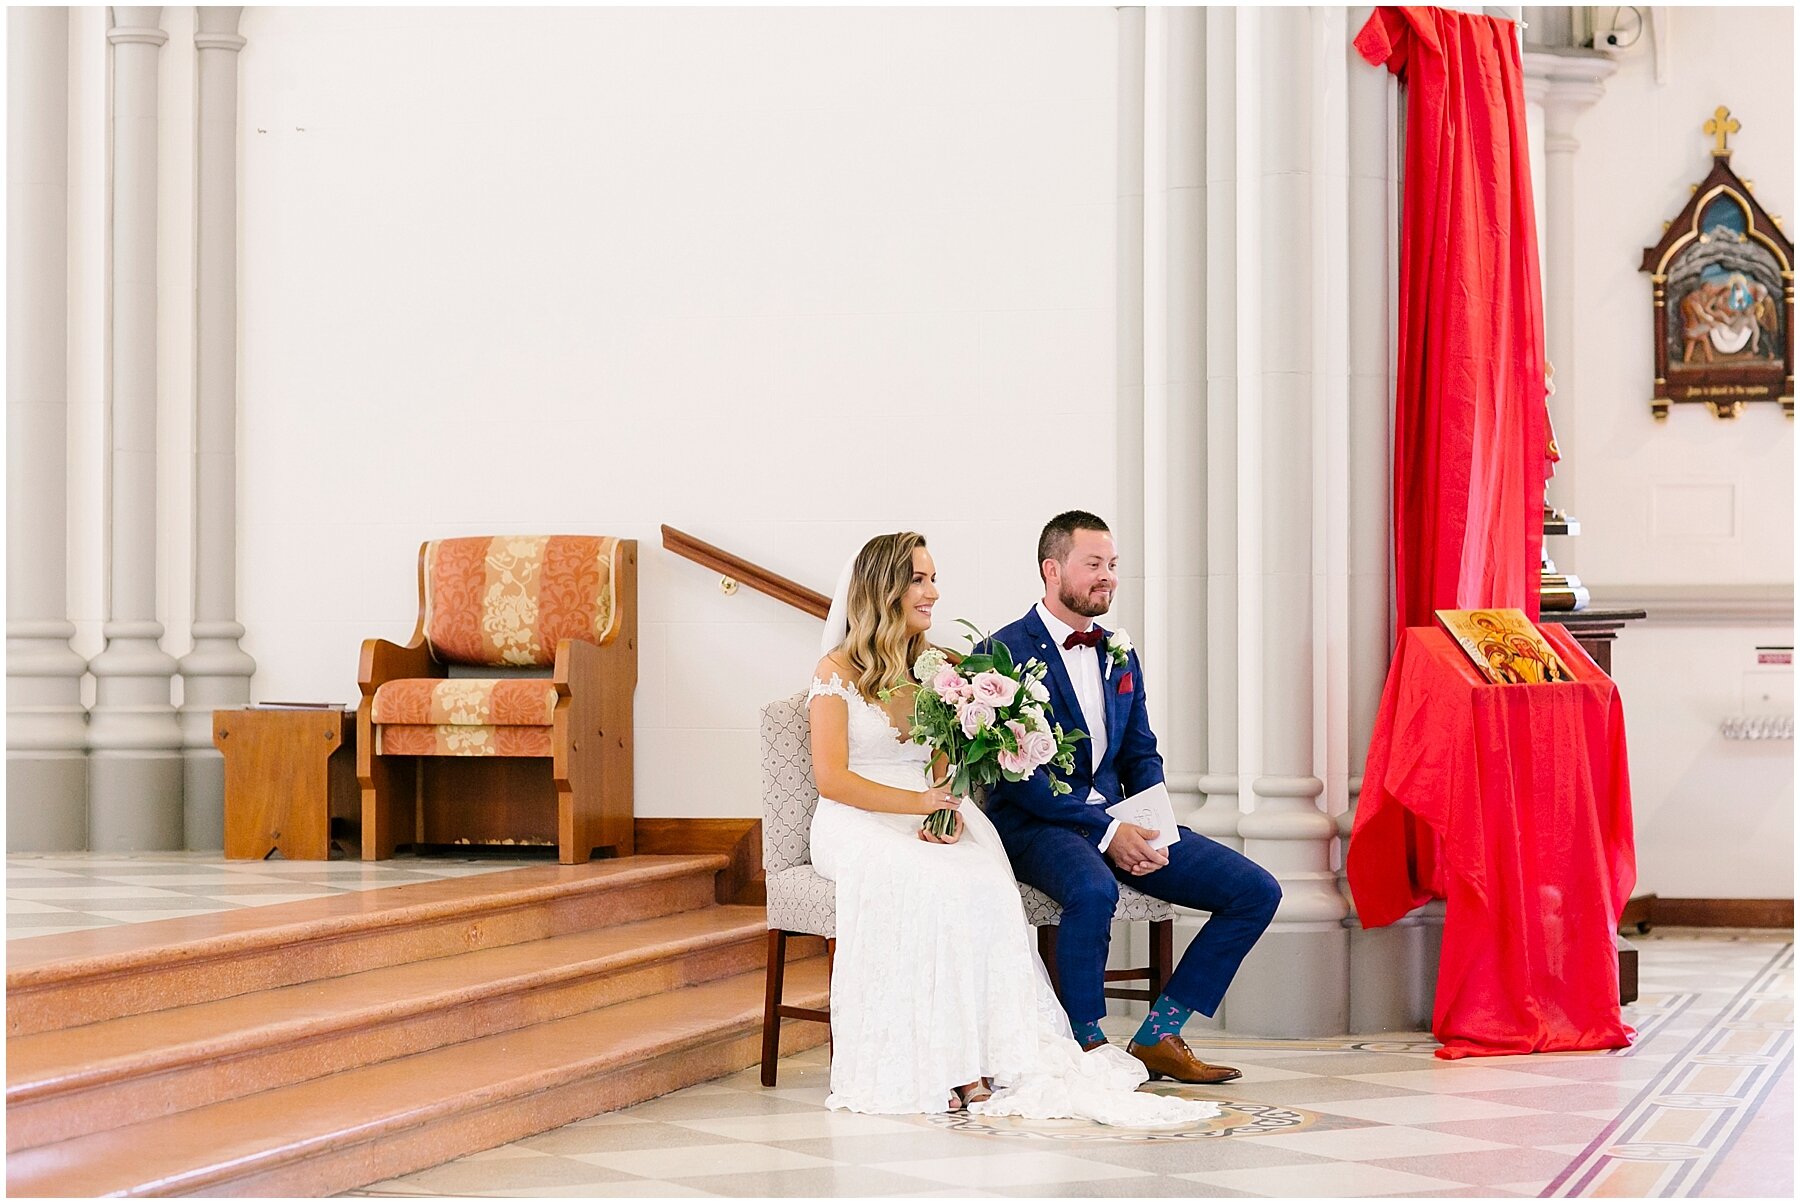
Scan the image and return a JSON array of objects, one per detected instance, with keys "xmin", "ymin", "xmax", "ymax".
[{"xmin": 1104, "ymin": 629, "xmax": 1132, "ymax": 679}]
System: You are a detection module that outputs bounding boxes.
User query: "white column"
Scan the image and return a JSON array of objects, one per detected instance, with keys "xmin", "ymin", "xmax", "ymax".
[
  {"xmin": 1106, "ymin": 4, "xmax": 1149, "ymax": 1001},
  {"xmin": 7, "ymin": 8, "xmax": 89, "ymax": 850},
  {"xmin": 88, "ymin": 6, "xmax": 183, "ymax": 849},
  {"xmin": 1113, "ymin": 7, "xmax": 1147, "ymax": 647},
  {"xmin": 1339, "ymin": 15, "xmax": 1432, "ymax": 1031},
  {"xmin": 1146, "ymin": 6, "xmax": 1208, "ymax": 830},
  {"xmin": 1193, "ymin": 6, "xmax": 1242, "ymax": 866},
  {"xmin": 178, "ymin": 6, "xmax": 253, "ymax": 850},
  {"xmin": 1138, "ymin": 4, "xmax": 1214, "ymax": 1029},
  {"xmin": 1522, "ymin": 51, "xmax": 1616, "ymax": 572},
  {"xmin": 1225, "ymin": 6, "xmax": 1351, "ymax": 1038}
]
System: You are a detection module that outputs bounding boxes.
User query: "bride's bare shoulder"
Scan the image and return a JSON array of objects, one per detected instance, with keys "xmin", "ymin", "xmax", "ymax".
[{"xmin": 813, "ymin": 652, "xmax": 854, "ymax": 684}]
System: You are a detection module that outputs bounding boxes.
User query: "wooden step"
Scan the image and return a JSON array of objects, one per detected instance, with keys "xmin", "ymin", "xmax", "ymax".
[
  {"xmin": 6, "ymin": 856, "xmax": 727, "ymax": 1036},
  {"xmin": 6, "ymin": 957, "xmax": 832, "ymax": 1199},
  {"xmin": 7, "ymin": 904, "xmax": 775, "ymax": 1151}
]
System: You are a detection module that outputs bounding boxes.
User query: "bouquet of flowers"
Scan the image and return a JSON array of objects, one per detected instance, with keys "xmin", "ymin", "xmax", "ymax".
[{"xmin": 904, "ymin": 622, "xmax": 1087, "ymax": 838}]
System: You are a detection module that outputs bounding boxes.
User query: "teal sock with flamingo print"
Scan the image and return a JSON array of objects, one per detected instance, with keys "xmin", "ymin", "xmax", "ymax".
[{"xmin": 1132, "ymin": 995, "xmax": 1193, "ymax": 1045}]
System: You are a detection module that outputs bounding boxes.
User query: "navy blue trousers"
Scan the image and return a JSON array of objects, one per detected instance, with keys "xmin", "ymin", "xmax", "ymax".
[{"xmin": 1005, "ymin": 823, "xmax": 1281, "ymax": 1024}]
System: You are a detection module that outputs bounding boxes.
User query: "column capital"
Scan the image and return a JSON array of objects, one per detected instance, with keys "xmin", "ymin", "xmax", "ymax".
[
  {"xmin": 195, "ymin": 6, "xmax": 245, "ymax": 51},
  {"xmin": 1522, "ymin": 48, "xmax": 1618, "ymax": 119},
  {"xmin": 107, "ymin": 6, "xmax": 167, "ymax": 47}
]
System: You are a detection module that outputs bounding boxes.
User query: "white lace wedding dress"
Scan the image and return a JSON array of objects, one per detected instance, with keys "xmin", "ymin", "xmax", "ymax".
[{"xmin": 806, "ymin": 673, "xmax": 1220, "ymax": 1126}]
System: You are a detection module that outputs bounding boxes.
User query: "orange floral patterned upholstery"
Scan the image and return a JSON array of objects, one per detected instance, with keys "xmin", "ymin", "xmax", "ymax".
[
  {"xmin": 377, "ymin": 724, "xmax": 555, "ymax": 758},
  {"xmin": 422, "ymin": 535, "xmax": 620, "ymax": 668},
  {"xmin": 371, "ymin": 678, "xmax": 558, "ymax": 727}
]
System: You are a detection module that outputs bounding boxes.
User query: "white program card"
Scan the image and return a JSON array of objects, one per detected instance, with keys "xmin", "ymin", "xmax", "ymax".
[{"xmin": 1105, "ymin": 782, "xmax": 1181, "ymax": 850}]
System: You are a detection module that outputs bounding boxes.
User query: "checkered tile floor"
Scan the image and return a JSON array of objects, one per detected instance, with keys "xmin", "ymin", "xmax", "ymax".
[
  {"xmin": 329, "ymin": 930, "xmax": 1792, "ymax": 1199},
  {"xmin": 5, "ymin": 861, "xmax": 1785, "ymax": 1197}
]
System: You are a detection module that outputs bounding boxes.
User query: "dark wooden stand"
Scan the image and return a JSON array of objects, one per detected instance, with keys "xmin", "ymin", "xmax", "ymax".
[
  {"xmin": 215, "ymin": 706, "xmax": 359, "ymax": 860},
  {"xmin": 1542, "ymin": 608, "xmax": 1649, "ymax": 1005},
  {"xmin": 1541, "ymin": 608, "xmax": 1647, "ymax": 676}
]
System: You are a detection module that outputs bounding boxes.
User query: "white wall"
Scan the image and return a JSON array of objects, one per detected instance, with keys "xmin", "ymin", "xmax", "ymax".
[
  {"xmin": 1559, "ymin": 7, "xmax": 1794, "ymax": 898},
  {"xmin": 234, "ymin": 7, "xmax": 1122, "ymax": 818}
]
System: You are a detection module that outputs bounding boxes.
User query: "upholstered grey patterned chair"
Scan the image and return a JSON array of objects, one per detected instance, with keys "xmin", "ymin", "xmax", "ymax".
[{"xmin": 757, "ymin": 691, "xmax": 1176, "ymax": 1087}]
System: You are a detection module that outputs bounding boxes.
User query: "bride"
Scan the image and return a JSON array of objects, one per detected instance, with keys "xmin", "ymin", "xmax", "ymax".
[{"xmin": 806, "ymin": 531, "xmax": 1219, "ymax": 1125}]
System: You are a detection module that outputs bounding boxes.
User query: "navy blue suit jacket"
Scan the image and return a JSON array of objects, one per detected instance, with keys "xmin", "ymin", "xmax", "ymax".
[{"xmin": 982, "ymin": 608, "xmax": 1165, "ymax": 852}]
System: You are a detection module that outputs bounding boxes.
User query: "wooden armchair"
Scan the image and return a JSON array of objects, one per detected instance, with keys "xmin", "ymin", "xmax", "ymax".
[{"xmin": 356, "ymin": 536, "xmax": 637, "ymax": 864}]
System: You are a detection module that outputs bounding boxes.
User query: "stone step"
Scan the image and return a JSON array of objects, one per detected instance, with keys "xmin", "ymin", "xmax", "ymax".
[
  {"xmin": 5, "ymin": 856, "xmax": 728, "ymax": 1036},
  {"xmin": 6, "ymin": 956, "xmax": 832, "ymax": 1198},
  {"xmin": 7, "ymin": 904, "xmax": 775, "ymax": 1151}
]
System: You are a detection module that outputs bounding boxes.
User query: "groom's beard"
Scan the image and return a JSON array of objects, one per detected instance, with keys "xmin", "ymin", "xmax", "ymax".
[{"xmin": 1058, "ymin": 583, "xmax": 1111, "ymax": 619}]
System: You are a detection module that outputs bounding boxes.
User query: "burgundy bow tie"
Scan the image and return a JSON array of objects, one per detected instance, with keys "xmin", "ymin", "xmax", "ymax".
[{"xmin": 1063, "ymin": 628, "xmax": 1103, "ymax": 650}]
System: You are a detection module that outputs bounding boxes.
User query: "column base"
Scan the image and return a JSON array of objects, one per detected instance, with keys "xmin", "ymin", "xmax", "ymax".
[
  {"xmin": 1347, "ymin": 918, "xmax": 1433, "ymax": 1033},
  {"xmin": 1219, "ymin": 923, "xmax": 1350, "ymax": 1037},
  {"xmin": 88, "ymin": 753, "xmax": 184, "ymax": 850},
  {"xmin": 7, "ymin": 754, "xmax": 89, "ymax": 850},
  {"xmin": 183, "ymin": 750, "xmax": 225, "ymax": 851}
]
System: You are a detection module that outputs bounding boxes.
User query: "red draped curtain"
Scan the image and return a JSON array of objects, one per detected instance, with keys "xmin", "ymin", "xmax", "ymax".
[
  {"xmin": 1357, "ymin": 6, "xmax": 1549, "ymax": 632},
  {"xmin": 1355, "ymin": 6, "xmax": 1551, "ymax": 904}
]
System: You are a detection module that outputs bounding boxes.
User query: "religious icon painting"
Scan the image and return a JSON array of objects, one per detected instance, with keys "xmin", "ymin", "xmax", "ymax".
[
  {"xmin": 1640, "ymin": 107, "xmax": 1794, "ymax": 420},
  {"xmin": 1435, "ymin": 609, "xmax": 1575, "ymax": 686}
]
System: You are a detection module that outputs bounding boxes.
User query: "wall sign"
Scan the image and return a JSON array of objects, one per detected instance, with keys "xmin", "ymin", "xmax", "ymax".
[{"xmin": 1639, "ymin": 108, "xmax": 1794, "ymax": 420}]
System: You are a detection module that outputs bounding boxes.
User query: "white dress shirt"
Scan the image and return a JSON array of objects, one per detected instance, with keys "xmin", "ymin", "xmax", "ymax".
[{"xmin": 1033, "ymin": 603, "xmax": 1122, "ymax": 852}]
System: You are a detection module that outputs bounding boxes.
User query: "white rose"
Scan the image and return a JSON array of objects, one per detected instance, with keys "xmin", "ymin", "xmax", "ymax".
[
  {"xmin": 1025, "ymin": 676, "xmax": 1050, "ymax": 704},
  {"xmin": 1021, "ymin": 703, "xmax": 1049, "ymax": 733}
]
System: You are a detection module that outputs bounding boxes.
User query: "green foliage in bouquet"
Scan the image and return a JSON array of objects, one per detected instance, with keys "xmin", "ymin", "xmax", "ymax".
[{"xmin": 897, "ymin": 620, "xmax": 1087, "ymax": 838}]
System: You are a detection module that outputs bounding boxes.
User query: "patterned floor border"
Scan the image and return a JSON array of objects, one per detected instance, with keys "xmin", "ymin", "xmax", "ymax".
[
  {"xmin": 1543, "ymin": 943, "xmax": 1794, "ymax": 1198},
  {"xmin": 1612, "ymin": 991, "xmax": 1698, "ymax": 1055},
  {"xmin": 922, "ymin": 1098, "xmax": 1316, "ymax": 1144}
]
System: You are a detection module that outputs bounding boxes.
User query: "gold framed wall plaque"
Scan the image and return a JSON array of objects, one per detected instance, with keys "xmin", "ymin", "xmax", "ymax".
[{"xmin": 1639, "ymin": 108, "xmax": 1794, "ymax": 421}]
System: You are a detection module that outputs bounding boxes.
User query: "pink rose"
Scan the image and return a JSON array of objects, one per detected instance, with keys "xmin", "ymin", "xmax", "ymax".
[
  {"xmin": 931, "ymin": 665, "xmax": 969, "ymax": 703},
  {"xmin": 958, "ymin": 699, "xmax": 995, "ymax": 738},
  {"xmin": 1019, "ymin": 728, "xmax": 1058, "ymax": 769},
  {"xmin": 997, "ymin": 746, "xmax": 1033, "ymax": 776},
  {"xmin": 970, "ymin": 670, "xmax": 1019, "ymax": 708}
]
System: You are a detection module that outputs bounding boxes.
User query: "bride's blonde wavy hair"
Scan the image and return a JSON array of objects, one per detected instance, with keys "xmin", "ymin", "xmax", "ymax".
[{"xmin": 839, "ymin": 532, "xmax": 932, "ymax": 702}]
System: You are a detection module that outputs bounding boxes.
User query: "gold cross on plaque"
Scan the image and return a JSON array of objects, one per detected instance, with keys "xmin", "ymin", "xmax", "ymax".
[{"xmin": 1704, "ymin": 106, "xmax": 1740, "ymax": 157}]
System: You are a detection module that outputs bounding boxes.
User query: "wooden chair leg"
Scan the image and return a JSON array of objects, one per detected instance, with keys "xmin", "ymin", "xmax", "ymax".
[
  {"xmin": 761, "ymin": 930, "xmax": 786, "ymax": 1087},
  {"xmin": 1149, "ymin": 919, "xmax": 1174, "ymax": 998},
  {"xmin": 359, "ymin": 753, "xmax": 411, "ymax": 861},
  {"xmin": 825, "ymin": 938, "xmax": 836, "ymax": 1061},
  {"xmin": 1037, "ymin": 924, "xmax": 1065, "ymax": 1006}
]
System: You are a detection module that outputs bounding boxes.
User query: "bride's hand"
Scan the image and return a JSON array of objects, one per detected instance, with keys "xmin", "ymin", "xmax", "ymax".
[
  {"xmin": 918, "ymin": 808, "xmax": 965, "ymax": 844},
  {"xmin": 914, "ymin": 785, "xmax": 960, "ymax": 816}
]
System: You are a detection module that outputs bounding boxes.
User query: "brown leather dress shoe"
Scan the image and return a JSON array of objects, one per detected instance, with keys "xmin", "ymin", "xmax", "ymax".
[
  {"xmin": 1080, "ymin": 1038, "xmax": 1110, "ymax": 1053},
  {"xmin": 1126, "ymin": 1035, "xmax": 1242, "ymax": 1084}
]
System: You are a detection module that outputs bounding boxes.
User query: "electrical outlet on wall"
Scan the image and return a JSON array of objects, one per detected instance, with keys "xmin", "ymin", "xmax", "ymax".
[{"xmin": 1743, "ymin": 655, "xmax": 1793, "ymax": 716}]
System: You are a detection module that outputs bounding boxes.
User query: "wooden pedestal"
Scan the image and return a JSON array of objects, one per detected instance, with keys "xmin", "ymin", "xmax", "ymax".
[{"xmin": 215, "ymin": 706, "xmax": 360, "ymax": 860}]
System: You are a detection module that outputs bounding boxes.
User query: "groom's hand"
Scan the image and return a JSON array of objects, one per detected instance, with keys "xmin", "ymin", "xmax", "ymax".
[{"xmin": 1106, "ymin": 824, "xmax": 1169, "ymax": 876}]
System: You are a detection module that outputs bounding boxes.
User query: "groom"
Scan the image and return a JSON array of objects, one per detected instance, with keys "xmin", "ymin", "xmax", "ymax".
[{"xmin": 985, "ymin": 511, "xmax": 1280, "ymax": 1084}]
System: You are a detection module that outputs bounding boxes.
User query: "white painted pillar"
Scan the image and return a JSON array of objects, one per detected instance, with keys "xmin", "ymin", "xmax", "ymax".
[
  {"xmin": 1193, "ymin": 6, "xmax": 1242, "ymax": 865},
  {"xmin": 178, "ymin": 6, "xmax": 253, "ymax": 850},
  {"xmin": 7, "ymin": 7, "xmax": 90, "ymax": 850},
  {"xmin": 1113, "ymin": 6, "xmax": 1147, "ymax": 649},
  {"xmin": 1225, "ymin": 6, "xmax": 1351, "ymax": 1038},
  {"xmin": 1522, "ymin": 50, "xmax": 1616, "ymax": 572},
  {"xmin": 1339, "ymin": 13, "xmax": 1431, "ymax": 1031},
  {"xmin": 88, "ymin": 5, "xmax": 183, "ymax": 849},
  {"xmin": 1106, "ymin": 6, "xmax": 1149, "ymax": 1000},
  {"xmin": 1138, "ymin": 4, "xmax": 1214, "ymax": 1028}
]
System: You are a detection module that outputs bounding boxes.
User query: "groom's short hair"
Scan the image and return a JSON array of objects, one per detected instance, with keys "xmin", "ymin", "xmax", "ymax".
[{"xmin": 1037, "ymin": 510, "xmax": 1110, "ymax": 580}]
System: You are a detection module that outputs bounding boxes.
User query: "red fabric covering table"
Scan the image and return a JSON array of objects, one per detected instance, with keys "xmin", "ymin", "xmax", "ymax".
[{"xmin": 1348, "ymin": 624, "xmax": 1636, "ymax": 1059}]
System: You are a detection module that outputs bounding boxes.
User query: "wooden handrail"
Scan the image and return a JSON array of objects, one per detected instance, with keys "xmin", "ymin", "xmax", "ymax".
[{"xmin": 661, "ymin": 525, "xmax": 831, "ymax": 619}]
